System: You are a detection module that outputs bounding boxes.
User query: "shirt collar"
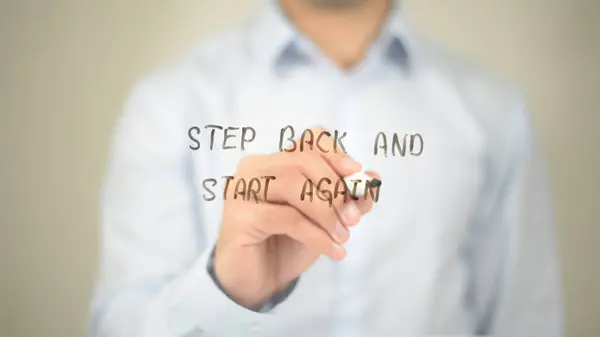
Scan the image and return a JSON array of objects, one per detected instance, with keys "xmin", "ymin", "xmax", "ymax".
[{"xmin": 250, "ymin": 0, "xmax": 414, "ymax": 72}]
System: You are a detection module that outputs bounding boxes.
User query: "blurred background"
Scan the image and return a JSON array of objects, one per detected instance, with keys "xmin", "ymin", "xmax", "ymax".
[{"xmin": 1, "ymin": 0, "xmax": 598, "ymax": 336}]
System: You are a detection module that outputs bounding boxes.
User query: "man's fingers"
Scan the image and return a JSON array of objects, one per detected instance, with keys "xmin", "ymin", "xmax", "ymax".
[
  {"xmin": 241, "ymin": 152, "xmax": 360, "ymax": 230},
  {"xmin": 310, "ymin": 126, "xmax": 363, "ymax": 176},
  {"xmin": 284, "ymin": 218, "xmax": 347, "ymax": 261},
  {"xmin": 265, "ymin": 170, "xmax": 350, "ymax": 244},
  {"xmin": 352, "ymin": 170, "xmax": 381, "ymax": 214},
  {"xmin": 257, "ymin": 203, "xmax": 346, "ymax": 260},
  {"xmin": 280, "ymin": 127, "xmax": 374, "ymax": 228},
  {"xmin": 284, "ymin": 125, "xmax": 362, "ymax": 177},
  {"xmin": 235, "ymin": 147, "xmax": 382, "ymax": 236},
  {"xmin": 289, "ymin": 151, "xmax": 357, "ymax": 224}
]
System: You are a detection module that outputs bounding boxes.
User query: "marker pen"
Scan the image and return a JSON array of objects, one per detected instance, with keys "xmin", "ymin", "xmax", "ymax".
[{"xmin": 343, "ymin": 170, "xmax": 382, "ymax": 198}]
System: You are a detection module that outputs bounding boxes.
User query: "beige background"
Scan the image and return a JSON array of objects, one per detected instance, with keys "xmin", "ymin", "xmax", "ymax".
[{"xmin": 1, "ymin": 0, "xmax": 598, "ymax": 336}]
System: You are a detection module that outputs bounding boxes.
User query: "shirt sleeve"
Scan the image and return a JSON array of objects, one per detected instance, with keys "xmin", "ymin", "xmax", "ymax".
[
  {"xmin": 464, "ymin": 98, "xmax": 564, "ymax": 336},
  {"xmin": 206, "ymin": 244, "xmax": 301, "ymax": 314},
  {"xmin": 86, "ymin": 77, "xmax": 290, "ymax": 337}
]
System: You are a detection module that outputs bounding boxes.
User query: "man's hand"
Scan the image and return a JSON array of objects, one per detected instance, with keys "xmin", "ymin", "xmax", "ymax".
[{"xmin": 213, "ymin": 126, "xmax": 381, "ymax": 309}]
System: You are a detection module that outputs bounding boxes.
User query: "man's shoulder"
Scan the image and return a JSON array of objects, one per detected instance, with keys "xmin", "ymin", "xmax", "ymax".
[
  {"xmin": 414, "ymin": 35, "xmax": 535, "ymax": 167},
  {"xmin": 422, "ymin": 37, "xmax": 525, "ymax": 110},
  {"xmin": 418, "ymin": 36, "xmax": 530, "ymax": 138}
]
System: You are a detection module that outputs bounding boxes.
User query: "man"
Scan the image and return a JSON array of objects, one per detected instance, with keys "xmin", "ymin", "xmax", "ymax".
[{"xmin": 88, "ymin": 0, "xmax": 564, "ymax": 336}]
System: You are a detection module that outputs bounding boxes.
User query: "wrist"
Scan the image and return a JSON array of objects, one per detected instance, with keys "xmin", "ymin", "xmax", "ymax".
[
  {"xmin": 209, "ymin": 245, "xmax": 271, "ymax": 310},
  {"xmin": 208, "ymin": 245, "xmax": 300, "ymax": 312}
]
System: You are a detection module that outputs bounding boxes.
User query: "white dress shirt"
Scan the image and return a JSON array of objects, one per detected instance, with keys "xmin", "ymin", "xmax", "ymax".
[{"xmin": 88, "ymin": 1, "xmax": 564, "ymax": 336}]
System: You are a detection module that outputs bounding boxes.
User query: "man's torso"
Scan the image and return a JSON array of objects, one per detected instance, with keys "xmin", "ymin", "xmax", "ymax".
[{"xmin": 138, "ymin": 14, "xmax": 521, "ymax": 335}]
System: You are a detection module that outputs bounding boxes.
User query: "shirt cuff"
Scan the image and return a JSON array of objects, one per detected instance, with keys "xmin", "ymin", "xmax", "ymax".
[
  {"xmin": 164, "ymin": 245, "xmax": 299, "ymax": 336},
  {"xmin": 206, "ymin": 244, "xmax": 300, "ymax": 313}
]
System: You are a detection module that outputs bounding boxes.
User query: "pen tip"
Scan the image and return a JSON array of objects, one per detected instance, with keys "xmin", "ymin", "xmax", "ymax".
[{"xmin": 369, "ymin": 178, "xmax": 382, "ymax": 188}]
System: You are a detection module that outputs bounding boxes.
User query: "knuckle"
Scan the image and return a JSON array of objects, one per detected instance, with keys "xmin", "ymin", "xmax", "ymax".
[
  {"xmin": 237, "ymin": 155, "xmax": 256, "ymax": 171},
  {"xmin": 225, "ymin": 204, "xmax": 258, "ymax": 228},
  {"xmin": 276, "ymin": 152, "xmax": 300, "ymax": 172},
  {"xmin": 309, "ymin": 125, "xmax": 328, "ymax": 134},
  {"xmin": 293, "ymin": 152, "xmax": 316, "ymax": 171},
  {"xmin": 271, "ymin": 172, "xmax": 304, "ymax": 201},
  {"xmin": 277, "ymin": 170, "xmax": 299, "ymax": 187},
  {"xmin": 282, "ymin": 206, "xmax": 303, "ymax": 224}
]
